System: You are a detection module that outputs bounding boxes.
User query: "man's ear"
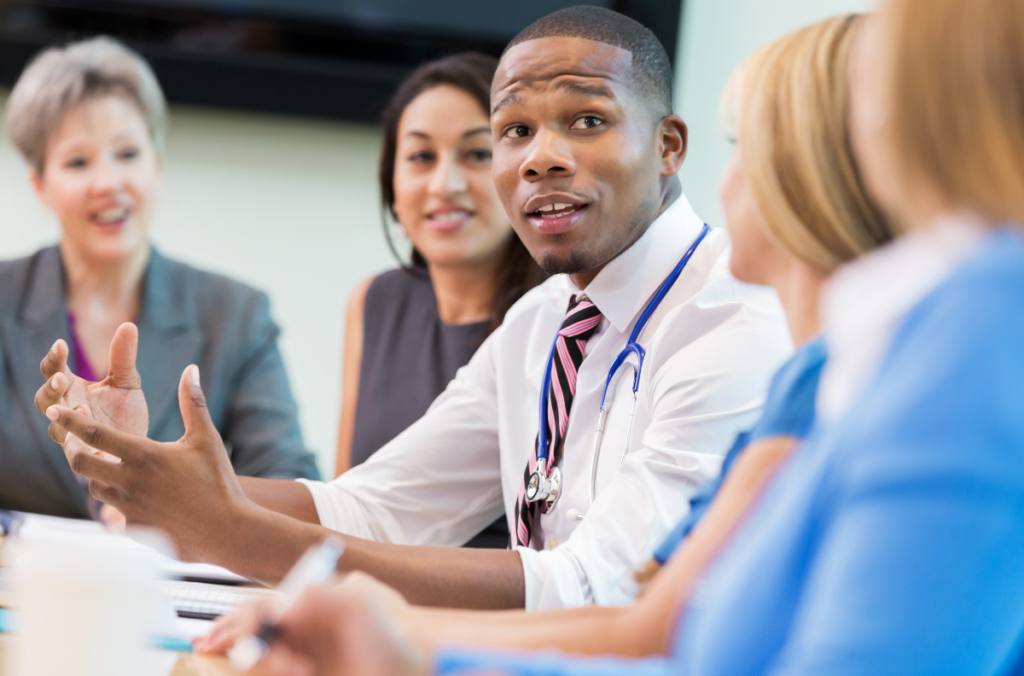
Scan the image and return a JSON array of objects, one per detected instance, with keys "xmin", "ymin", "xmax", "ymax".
[{"xmin": 658, "ymin": 114, "xmax": 688, "ymax": 176}]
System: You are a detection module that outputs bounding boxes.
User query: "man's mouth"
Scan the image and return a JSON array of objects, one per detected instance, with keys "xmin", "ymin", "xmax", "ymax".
[
  {"xmin": 525, "ymin": 197, "xmax": 589, "ymax": 235},
  {"xmin": 530, "ymin": 203, "xmax": 585, "ymax": 220}
]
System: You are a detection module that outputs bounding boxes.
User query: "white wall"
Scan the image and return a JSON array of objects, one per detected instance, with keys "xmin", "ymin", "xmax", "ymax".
[
  {"xmin": 0, "ymin": 0, "xmax": 874, "ymax": 477},
  {"xmin": 674, "ymin": 0, "xmax": 874, "ymax": 229}
]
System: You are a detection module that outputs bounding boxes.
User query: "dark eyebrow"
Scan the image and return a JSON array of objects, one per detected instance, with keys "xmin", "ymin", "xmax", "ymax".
[
  {"xmin": 404, "ymin": 127, "xmax": 490, "ymax": 141},
  {"xmin": 491, "ymin": 79, "xmax": 617, "ymax": 116},
  {"xmin": 555, "ymin": 80, "xmax": 616, "ymax": 100},
  {"xmin": 491, "ymin": 92, "xmax": 522, "ymax": 116}
]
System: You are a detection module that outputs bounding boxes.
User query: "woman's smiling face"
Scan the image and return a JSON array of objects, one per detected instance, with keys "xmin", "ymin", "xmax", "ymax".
[
  {"xmin": 33, "ymin": 94, "xmax": 162, "ymax": 264},
  {"xmin": 391, "ymin": 84, "xmax": 514, "ymax": 269}
]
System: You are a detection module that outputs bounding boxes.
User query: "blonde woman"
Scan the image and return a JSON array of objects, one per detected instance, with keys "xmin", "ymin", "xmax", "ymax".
[
  {"xmin": 197, "ymin": 14, "xmax": 895, "ymax": 670},
  {"xmin": 0, "ymin": 37, "xmax": 318, "ymax": 520},
  {"xmin": 381, "ymin": 2, "xmax": 1024, "ymax": 675}
]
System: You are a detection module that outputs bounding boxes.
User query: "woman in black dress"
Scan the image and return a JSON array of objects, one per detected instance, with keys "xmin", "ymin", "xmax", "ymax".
[{"xmin": 334, "ymin": 54, "xmax": 544, "ymax": 547}]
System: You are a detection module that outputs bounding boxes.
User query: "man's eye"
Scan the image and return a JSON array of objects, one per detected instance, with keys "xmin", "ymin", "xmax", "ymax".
[
  {"xmin": 570, "ymin": 116, "xmax": 603, "ymax": 130},
  {"xmin": 65, "ymin": 157, "xmax": 88, "ymax": 169},
  {"xmin": 503, "ymin": 125, "xmax": 531, "ymax": 139}
]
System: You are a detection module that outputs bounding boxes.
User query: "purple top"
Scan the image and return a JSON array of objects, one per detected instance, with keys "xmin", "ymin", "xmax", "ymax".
[{"xmin": 66, "ymin": 312, "xmax": 101, "ymax": 382}]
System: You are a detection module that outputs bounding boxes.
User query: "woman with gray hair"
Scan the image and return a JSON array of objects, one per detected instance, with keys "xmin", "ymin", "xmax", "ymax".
[{"xmin": 0, "ymin": 36, "xmax": 320, "ymax": 522}]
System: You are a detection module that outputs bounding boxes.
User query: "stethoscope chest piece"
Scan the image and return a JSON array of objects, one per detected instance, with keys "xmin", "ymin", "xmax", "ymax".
[
  {"xmin": 526, "ymin": 465, "xmax": 562, "ymax": 513},
  {"xmin": 526, "ymin": 223, "xmax": 711, "ymax": 521}
]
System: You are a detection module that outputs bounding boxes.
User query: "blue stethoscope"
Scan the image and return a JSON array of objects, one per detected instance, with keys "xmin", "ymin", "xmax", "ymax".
[{"xmin": 526, "ymin": 224, "xmax": 711, "ymax": 515}]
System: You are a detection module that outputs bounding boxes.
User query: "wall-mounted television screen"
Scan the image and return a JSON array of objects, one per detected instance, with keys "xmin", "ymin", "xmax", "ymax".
[{"xmin": 0, "ymin": 0, "xmax": 682, "ymax": 122}]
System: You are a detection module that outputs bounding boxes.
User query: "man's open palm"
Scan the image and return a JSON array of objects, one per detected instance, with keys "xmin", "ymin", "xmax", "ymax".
[{"xmin": 34, "ymin": 322, "xmax": 149, "ymax": 446}]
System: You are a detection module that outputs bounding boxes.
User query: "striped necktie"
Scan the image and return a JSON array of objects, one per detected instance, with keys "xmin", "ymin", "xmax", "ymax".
[{"xmin": 514, "ymin": 295, "xmax": 603, "ymax": 548}]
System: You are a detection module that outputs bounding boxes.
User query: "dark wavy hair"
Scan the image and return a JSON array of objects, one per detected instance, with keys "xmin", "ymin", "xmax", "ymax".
[{"xmin": 378, "ymin": 52, "xmax": 546, "ymax": 331}]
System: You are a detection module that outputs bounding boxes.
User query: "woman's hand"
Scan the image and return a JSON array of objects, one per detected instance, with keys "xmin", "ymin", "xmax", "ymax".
[
  {"xmin": 195, "ymin": 572, "xmax": 411, "ymax": 656},
  {"xmin": 245, "ymin": 577, "xmax": 427, "ymax": 676},
  {"xmin": 34, "ymin": 322, "xmax": 149, "ymax": 445}
]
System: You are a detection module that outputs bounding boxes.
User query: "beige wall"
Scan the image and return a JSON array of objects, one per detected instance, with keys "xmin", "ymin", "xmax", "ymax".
[
  {"xmin": 0, "ymin": 0, "xmax": 874, "ymax": 477},
  {"xmin": 675, "ymin": 0, "xmax": 874, "ymax": 229}
]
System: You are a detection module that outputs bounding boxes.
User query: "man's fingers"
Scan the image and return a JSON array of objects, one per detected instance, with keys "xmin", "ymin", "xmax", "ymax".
[
  {"xmin": 47, "ymin": 420, "xmax": 68, "ymax": 445},
  {"xmin": 178, "ymin": 366, "xmax": 217, "ymax": 439},
  {"xmin": 35, "ymin": 371, "xmax": 70, "ymax": 415},
  {"xmin": 107, "ymin": 323, "xmax": 143, "ymax": 389},
  {"xmin": 98, "ymin": 503, "xmax": 128, "ymax": 534},
  {"xmin": 39, "ymin": 339, "xmax": 73, "ymax": 381},
  {"xmin": 47, "ymin": 406, "xmax": 147, "ymax": 465},
  {"xmin": 62, "ymin": 433, "xmax": 125, "ymax": 485},
  {"xmin": 89, "ymin": 479, "xmax": 122, "ymax": 509}
]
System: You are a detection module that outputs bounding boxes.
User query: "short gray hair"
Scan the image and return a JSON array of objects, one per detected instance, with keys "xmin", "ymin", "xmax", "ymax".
[{"xmin": 5, "ymin": 36, "xmax": 168, "ymax": 174}]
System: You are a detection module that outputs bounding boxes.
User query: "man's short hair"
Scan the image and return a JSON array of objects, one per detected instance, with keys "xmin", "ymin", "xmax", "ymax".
[{"xmin": 503, "ymin": 6, "xmax": 674, "ymax": 115}]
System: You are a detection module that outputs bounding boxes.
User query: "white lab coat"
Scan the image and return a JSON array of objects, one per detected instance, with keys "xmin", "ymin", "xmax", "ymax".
[{"xmin": 300, "ymin": 194, "xmax": 793, "ymax": 610}]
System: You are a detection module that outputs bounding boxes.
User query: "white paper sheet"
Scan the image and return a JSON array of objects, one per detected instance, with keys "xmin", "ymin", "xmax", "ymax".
[{"xmin": 10, "ymin": 513, "xmax": 249, "ymax": 583}]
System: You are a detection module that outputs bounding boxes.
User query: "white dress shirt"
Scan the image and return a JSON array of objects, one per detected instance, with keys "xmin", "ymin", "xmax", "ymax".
[
  {"xmin": 818, "ymin": 214, "xmax": 987, "ymax": 423},
  {"xmin": 299, "ymin": 194, "xmax": 792, "ymax": 610}
]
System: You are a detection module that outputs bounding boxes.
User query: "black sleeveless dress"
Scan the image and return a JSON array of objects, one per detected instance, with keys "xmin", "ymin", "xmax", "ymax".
[{"xmin": 350, "ymin": 268, "xmax": 509, "ymax": 548}]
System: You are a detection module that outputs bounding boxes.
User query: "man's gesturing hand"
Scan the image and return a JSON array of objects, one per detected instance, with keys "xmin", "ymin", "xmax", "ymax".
[
  {"xmin": 45, "ymin": 364, "xmax": 253, "ymax": 563},
  {"xmin": 35, "ymin": 322, "xmax": 149, "ymax": 445}
]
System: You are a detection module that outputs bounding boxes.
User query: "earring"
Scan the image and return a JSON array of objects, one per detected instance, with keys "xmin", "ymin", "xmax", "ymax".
[{"xmin": 389, "ymin": 221, "xmax": 409, "ymax": 243}]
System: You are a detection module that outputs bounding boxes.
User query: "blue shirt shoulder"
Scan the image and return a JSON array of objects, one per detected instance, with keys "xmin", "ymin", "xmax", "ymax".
[
  {"xmin": 434, "ymin": 227, "xmax": 1024, "ymax": 676},
  {"xmin": 653, "ymin": 338, "xmax": 827, "ymax": 564},
  {"xmin": 675, "ymin": 227, "xmax": 1024, "ymax": 676}
]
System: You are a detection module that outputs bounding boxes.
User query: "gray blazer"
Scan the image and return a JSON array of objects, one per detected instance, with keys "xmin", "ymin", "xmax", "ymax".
[{"xmin": 0, "ymin": 246, "xmax": 320, "ymax": 518}]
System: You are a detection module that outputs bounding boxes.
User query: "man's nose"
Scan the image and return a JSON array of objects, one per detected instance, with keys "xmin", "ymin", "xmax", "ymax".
[{"xmin": 520, "ymin": 129, "xmax": 576, "ymax": 181}]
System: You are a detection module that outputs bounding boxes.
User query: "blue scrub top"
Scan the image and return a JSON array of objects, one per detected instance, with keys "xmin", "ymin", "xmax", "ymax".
[
  {"xmin": 653, "ymin": 338, "xmax": 827, "ymax": 564},
  {"xmin": 434, "ymin": 227, "xmax": 1024, "ymax": 676}
]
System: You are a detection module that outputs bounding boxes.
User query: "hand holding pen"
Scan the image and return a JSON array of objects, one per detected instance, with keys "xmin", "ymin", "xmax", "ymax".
[{"xmin": 226, "ymin": 537, "xmax": 346, "ymax": 671}]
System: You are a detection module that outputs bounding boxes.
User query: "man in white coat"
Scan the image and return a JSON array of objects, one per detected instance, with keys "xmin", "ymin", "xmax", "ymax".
[{"xmin": 38, "ymin": 6, "xmax": 791, "ymax": 611}]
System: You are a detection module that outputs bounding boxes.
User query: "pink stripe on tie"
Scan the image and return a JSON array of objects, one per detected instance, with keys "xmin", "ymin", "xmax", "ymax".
[
  {"xmin": 559, "ymin": 315, "xmax": 601, "ymax": 338},
  {"xmin": 556, "ymin": 338, "xmax": 578, "ymax": 390}
]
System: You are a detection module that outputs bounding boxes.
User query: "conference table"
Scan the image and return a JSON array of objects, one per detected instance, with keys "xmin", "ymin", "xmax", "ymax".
[
  {"xmin": 0, "ymin": 532, "xmax": 235, "ymax": 676},
  {"xmin": 0, "ymin": 638, "xmax": 234, "ymax": 675}
]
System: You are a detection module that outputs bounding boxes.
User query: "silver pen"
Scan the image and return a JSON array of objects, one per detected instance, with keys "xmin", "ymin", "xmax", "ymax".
[{"xmin": 228, "ymin": 536, "xmax": 345, "ymax": 671}]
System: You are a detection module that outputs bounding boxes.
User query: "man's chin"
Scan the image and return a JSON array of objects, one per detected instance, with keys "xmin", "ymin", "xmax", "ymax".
[{"xmin": 536, "ymin": 250, "xmax": 598, "ymax": 277}]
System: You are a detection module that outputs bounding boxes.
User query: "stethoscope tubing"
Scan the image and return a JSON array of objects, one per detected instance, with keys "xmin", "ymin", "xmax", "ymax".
[{"xmin": 533, "ymin": 223, "xmax": 712, "ymax": 503}]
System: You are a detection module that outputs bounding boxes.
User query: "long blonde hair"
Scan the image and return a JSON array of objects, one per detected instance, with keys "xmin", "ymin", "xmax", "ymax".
[
  {"xmin": 727, "ymin": 15, "xmax": 893, "ymax": 274},
  {"xmin": 880, "ymin": 0, "xmax": 1024, "ymax": 227},
  {"xmin": 638, "ymin": 16, "xmax": 894, "ymax": 587}
]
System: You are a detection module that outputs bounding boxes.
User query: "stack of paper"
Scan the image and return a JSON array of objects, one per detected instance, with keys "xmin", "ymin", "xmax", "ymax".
[{"xmin": 2, "ymin": 513, "xmax": 278, "ymax": 621}]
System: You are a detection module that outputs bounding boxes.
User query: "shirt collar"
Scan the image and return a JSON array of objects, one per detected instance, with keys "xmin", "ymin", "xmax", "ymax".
[
  {"xmin": 579, "ymin": 193, "xmax": 705, "ymax": 333},
  {"xmin": 823, "ymin": 212, "xmax": 988, "ymax": 344},
  {"xmin": 817, "ymin": 212, "xmax": 988, "ymax": 421}
]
